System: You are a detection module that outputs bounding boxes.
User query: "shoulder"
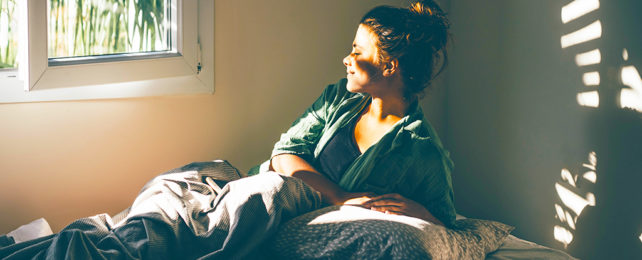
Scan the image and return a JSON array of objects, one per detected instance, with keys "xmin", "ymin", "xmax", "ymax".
[
  {"xmin": 402, "ymin": 104, "xmax": 445, "ymax": 151},
  {"xmin": 401, "ymin": 113, "xmax": 454, "ymax": 171}
]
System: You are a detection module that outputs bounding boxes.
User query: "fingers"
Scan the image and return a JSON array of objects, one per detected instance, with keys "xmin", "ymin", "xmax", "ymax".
[
  {"xmin": 363, "ymin": 198, "xmax": 404, "ymax": 207},
  {"xmin": 343, "ymin": 195, "xmax": 375, "ymax": 206},
  {"xmin": 362, "ymin": 193, "xmax": 405, "ymax": 207},
  {"xmin": 362, "ymin": 193, "xmax": 412, "ymax": 215},
  {"xmin": 382, "ymin": 210, "xmax": 405, "ymax": 215},
  {"xmin": 344, "ymin": 199, "xmax": 369, "ymax": 206},
  {"xmin": 366, "ymin": 198, "xmax": 406, "ymax": 214},
  {"xmin": 367, "ymin": 193, "xmax": 404, "ymax": 202},
  {"xmin": 368, "ymin": 205, "xmax": 406, "ymax": 215}
]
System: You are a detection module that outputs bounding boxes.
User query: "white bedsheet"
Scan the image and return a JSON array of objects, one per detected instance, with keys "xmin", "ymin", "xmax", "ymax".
[{"xmin": 487, "ymin": 234, "xmax": 577, "ymax": 260}]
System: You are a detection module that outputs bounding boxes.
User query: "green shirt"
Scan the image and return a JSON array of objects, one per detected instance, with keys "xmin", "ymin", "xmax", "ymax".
[{"xmin": 252, "ymin": 78, "xmax": 456, "ymax": 227}]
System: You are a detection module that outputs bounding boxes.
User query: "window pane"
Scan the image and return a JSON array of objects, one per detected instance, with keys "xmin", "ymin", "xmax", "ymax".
[
  {"xmin": 48, "ymin": 0, "xmax": 172, "ymax": 59},
  {"xmin": 0, "ymin": 0, "xmax": 18, "ymax": 69}
]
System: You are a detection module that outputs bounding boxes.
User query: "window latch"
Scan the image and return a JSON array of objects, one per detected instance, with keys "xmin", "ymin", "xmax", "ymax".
[{"xmin": 197, "ymin": 42, "xmax": 202, "ymax": 74}]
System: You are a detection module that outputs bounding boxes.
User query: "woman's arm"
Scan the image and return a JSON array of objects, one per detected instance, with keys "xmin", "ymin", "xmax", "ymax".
[
  {"xmin": 361, "ymin": 193, "xmax": 444, "ymax": 226},
  {"xmin": 271, "ymin": 154, "xmax": 373, "ymax": 205},
  {"xmin": 272, "ymin": 154, "xmax": 442, "ymax": 225}
]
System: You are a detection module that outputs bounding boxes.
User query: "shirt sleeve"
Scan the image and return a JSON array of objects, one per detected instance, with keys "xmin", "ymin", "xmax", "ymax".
[
  {"xmin": 270, "ymin": 82, "xmax": 340, "ymax": 161},
  {"xmin": 412, "ymin": 143, "xmax": 457, "ymax": 227}
]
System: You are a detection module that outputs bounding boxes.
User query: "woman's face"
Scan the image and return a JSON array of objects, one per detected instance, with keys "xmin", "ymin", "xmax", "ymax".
[{"xmin": 343, "ymin": 25, "xmax": 385, "ymax": 93}]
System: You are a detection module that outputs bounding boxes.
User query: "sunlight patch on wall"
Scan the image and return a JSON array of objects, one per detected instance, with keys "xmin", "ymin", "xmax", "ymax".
[
  {"xmin": 554, "ymin": 151, "xmax": 597, "ymax": 248},
  {"xmin": 575, "ymin": 49, "xmax": 601, "ymax": 66},
  {"xmin": 554, "ymin": 225, "xmax": 574, "ymax": 246},
  {"xmin": 560, "ymin": 2, "xmax": 602, "ymax": 109},
  {"xmin": 561, "ymin": 0, "xmax": 600, "ymax": 24},
  {"xmin": 555, "ymin": 183, "xmax": 595, "ymax": 217},
  {"xmin": 577, "ymin": 91, "xmax": 599, "ymax": 108},
  {"xmin": 561, "ymin": 20, "xmax": 602, "ymax": 49},
  {"xmin": 558, "ymin": 0, "xmax": 641, "ymax": 252},
  {"xmin": 582, "ymin": 71, "xmax": 600, "ymax": 86},
  {"xmin": 619, "ymin": 64, "xmax": 642, "ymax": 112}
]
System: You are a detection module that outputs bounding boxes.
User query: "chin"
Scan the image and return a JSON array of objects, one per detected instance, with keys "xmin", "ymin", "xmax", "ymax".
[{"xmin": 345, "ymin": 78, "xmax": 365, "ymax": 93}]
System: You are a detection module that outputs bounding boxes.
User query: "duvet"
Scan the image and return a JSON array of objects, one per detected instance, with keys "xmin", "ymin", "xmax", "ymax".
[
  {"xmin": 0, "ymin": 161, "xmax": 321, "ymax": 259},
  {"xmin": 2, "ymin": 161, "xmax": 560, "ymax": 260}
]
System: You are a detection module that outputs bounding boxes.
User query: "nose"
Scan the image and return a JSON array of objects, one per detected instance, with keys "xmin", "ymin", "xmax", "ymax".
[{"xmin": 343, "ymin": 55, "xmax": 351, "ymax": 67}]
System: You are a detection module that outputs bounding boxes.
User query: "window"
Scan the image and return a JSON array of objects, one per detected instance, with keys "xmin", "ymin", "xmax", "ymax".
[
  {"xmin": 0, "ymin": 0, "xmax": 18, "ymax": 69},
  {"xmin": 47, "ymin": 0, "xmax": 173, "ymax": 62},
  {"xmin": 0, "ymin": 0, "xmax": 213, "ymax": 103}
]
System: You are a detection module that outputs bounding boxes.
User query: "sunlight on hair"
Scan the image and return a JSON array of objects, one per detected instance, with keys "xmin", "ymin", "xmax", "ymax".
[
  {"xmin": 561, "ymin": 0, "xmax": 600, "ymax": 24},
  {"xmin": 554, "ymin": 225, "xmax": 574, "ymax": 247},
  {"xmin": 582, "ymin": 71, "xmax": 600, "ymax": 86},
  {"xmin": 577, "ymin": 91, "xmax": 599, "ymax": 107},
  {"xmin": 575, "ymin": 49, "xmax": 601, "ymax": 66},
  {"xmin": 561, "ymin": 20, "xmax": 602, "ymax": 48},
  {"xmin": 619, "ymin": 66, "xmax": 642, "ymax": 112}
]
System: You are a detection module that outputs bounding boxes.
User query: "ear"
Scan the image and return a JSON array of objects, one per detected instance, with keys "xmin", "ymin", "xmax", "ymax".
[{"xmin": 382, "ymin": 59, "xmax": 399, "ymax": 77}]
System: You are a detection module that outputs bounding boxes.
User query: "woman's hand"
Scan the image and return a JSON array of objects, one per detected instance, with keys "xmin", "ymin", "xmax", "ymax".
[
  {"xmin": 340, "ymin": 192, "xmax": 376, "ymax": 206},
  {"xmin": 361, "ymin": 193, "xmax": 443, "ymax": 226}
]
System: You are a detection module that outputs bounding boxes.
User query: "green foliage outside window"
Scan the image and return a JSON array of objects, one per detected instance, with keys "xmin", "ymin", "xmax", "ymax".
[
  {"xmin": 0, "ymin": 0, "xmax": 18, "ymax": 69},
  {"xmin": 0, "ymin": 0, "xmax": 169, "ymax": 69},
  {"xmin": 48, "ymin": 0, "xmax": 170, "ymax": 58}
]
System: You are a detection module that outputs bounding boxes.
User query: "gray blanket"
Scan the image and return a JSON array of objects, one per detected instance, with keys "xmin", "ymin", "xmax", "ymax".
[{"xmin": 0, "ymin": 161, "xmax": 322, "ymax": 259}]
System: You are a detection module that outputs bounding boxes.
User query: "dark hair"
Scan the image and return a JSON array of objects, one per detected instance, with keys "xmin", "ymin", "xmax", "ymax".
[{"xmin": 360, "ymin": 0, "xmax": 450, "ymax": 99}]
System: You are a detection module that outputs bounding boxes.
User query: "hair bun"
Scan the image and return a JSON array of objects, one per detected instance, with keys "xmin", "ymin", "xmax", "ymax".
[
  {"xmin": 410, "ymin": 0, "xmax": 435, "ymax": 15},
  {"xmin": 407, "ymin": 0, "xmax": 450, "ymax": 52}
]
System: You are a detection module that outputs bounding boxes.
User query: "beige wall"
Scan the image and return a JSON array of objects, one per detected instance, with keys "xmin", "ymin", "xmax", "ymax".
[{"xmin": 0, "ymin": 0, "xmax": 450, "ymax": 234}]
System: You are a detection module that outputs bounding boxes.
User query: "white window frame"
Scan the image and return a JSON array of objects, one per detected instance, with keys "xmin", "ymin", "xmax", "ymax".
[{"xmin": 0, "ymin": 0, "xmax": 213, "ymax": 103}]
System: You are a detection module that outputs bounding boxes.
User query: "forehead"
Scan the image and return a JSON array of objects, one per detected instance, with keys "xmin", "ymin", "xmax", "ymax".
[{"xmin": 353, "ymin": 24, "xmax": 377, "ymax": 49}]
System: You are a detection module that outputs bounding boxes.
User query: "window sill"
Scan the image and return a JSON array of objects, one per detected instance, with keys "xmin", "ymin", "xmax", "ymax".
[{"xmin": 0, "ymin": 74, "xmax": 213, "ymax": 104}]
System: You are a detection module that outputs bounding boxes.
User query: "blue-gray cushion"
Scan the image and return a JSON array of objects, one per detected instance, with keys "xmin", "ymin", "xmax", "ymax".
[{"xmin": 270, "ymin": 205, "xmax": 513, "ymax": 260}]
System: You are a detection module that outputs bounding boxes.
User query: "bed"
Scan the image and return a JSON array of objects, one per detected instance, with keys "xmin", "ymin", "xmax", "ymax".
[{"xmin": 1, "ymin": 160, "xmax": 576, "ymax": 259}]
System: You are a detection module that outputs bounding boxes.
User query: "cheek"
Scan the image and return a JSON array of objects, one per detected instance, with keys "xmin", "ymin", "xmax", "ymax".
[{"xmin": 355, "ymin": 60, "xmax": 381, "ymax": 78}]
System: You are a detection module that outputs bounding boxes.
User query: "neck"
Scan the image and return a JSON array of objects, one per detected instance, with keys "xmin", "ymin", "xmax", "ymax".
[{"xmin": 366, "ymin": 86, "xmax": 410, "ymax": 122}]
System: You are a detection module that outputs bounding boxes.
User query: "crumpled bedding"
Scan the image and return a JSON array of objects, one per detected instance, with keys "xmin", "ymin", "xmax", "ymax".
[
  {"xmin": 1, "ymin": 160, "xmax": 578, "ymax": 260},
  {"xmin": 0, "ymin": 160, "xmax": 322, "ymax": 259}
]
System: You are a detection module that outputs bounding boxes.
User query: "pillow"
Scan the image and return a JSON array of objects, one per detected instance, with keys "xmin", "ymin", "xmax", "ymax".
[{"xmin": 269, "ymin": 205, "xmax": 513, "ymax": 260}]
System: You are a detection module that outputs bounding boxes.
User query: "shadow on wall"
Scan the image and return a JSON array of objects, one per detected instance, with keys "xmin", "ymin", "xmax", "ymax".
[{"xmin": 554, "ymin": 0, "xmax": 641, "ymax": 258}]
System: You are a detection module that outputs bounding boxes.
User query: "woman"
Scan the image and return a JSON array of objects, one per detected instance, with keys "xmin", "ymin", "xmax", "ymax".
[
  {"xmin": 0, "ymin": 1, "xmax": 455, "ymax": 259},
  {"xmin": 260, "ymin": 0, "xmax": 455, "ymax": 227}
]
